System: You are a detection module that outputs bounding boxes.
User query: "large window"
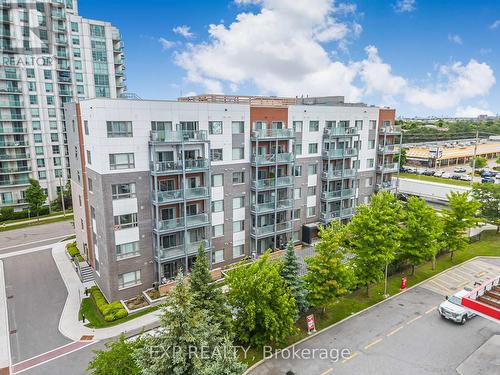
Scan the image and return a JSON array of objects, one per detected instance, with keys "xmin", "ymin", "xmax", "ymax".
[
  {"xmin": 232, "ymin": 147, "xmax": 244, "ymax": 160},
  {"xmin": 210, "ymin": 149, "xmax": 223, "ymax": 161},
  {"xmin": 116, "ymin": 241, "xmax": 140, "ymax": 260},
  {"xmin": 232, "ymin": 172, "xmax": 244, "ymax": 184},
  {"xmin": 233, "ymin": 220, "xmax": 244, "ymax": 233},
  {"xmin": 307, "ymin": 206, "xmax": 316, "ymax": 217},
  {"xmin": 309, "ymin": 121, "xmax": 319, "ymax": 132},
  {"xmin": 212, "ymin": 200, "xmax": 224, "ymax": 213},
  {"xmin": 232, "ymin": 121, "xmax": 244, "ymax": 134},
  {"xmin": 107, "ymin": 121, "xmax": 133, "ymax": 137},
  {"xmin": 212, "ymin": 249, "xmax": 224, "ymax": 263},
  {"xmin": 209, "ymin": 121, "xmax": 223, "ymax": 135},
  {"xmin": 233, "ymin": 245, "xmax": 244, "ymax": 258},
  {"xmin": 233, "ymin": 196, "xmax": 244, "ymax": 209},
  {"xmin": 212, "ymin": 224, "xmax": 224, "ymax": 238},
  {"xmin": 109, "ymin": 153, "xmax": 135, "ymax": 170},
  {"xmin": 118, "ymin": 270, "xmax": 141, "ymax": 289},
  {"xmin": 112, "ymin": 183, "xmax": 136, "ymax": 200},
  {"xmin": 308, "ymin": 143, "xmax": 318, "ymax": 154},
  {"xmin": 212, "ymin": 174, "xmax": 223, "ymax": 187},
  {"xmin": 114, "ymin": 213, "xmax": 138, "ymax": 230}
]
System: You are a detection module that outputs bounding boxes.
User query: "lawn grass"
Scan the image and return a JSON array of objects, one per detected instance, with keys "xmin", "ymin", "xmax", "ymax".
[
  {"xmin": 399, "ymin": 172, "xmax": 471, "ymax": 187},
  {"xmin": 240, "ymin": 230, "xmax": 500, "ymax": 367},
  {"xmin": 1, "ymin": 209, "xmax": 73, "ymax": 225},
  {"xmin": 79, "ymin": 296, "xmax": 159, "ymax": 329},
  {"xmin": 0, "ymin": 214, "xmax": 74, "ymax": 232}
]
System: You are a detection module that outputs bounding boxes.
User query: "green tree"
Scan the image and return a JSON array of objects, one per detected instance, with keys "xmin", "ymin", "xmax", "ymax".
[
  {"xmin": 51, "ymin": 180, "xmax": 73, "ymax": 211},
  {"xmin": 472, "ymin": 183, "xmax": 500, "ymax": 233},
  {"xmin": 25, "ymin": 178, "xmax": 47, "ymax": 220},
  {"xmin": 496, "ymin": 156, "xmax": 500, "ymax": 166},
  {"xmin": 348, "ymin": 191, "xmax": 403, "ymax": 296},
  {"xmin": 198, "ymin": 336, "xmax": 247, "ymax": 375},
  {"xmin": 226, "ymin": 252, "xmax": 297, "ymax": 347},
  {"xmin": 470, "ymin": 156, "xmax": 487, "ymax": 170},
  {"xmin": 190, "ymin": 244, "xmax": 232, "ymax": 333},
  {"xmin": 304, "ymin": 221, "xmax": 354, "ymax": 312},
  {"xmin": 441, "ymin": 192, "xmax": 480, "ymax": 260},
  {"xmin": 399, "ymin": 197, "xmax": 443, "ymax": 274},
  {"xmin": 87, "ymin": 334, "xmax": 141, "ymax": 375},
  {"xmin": 280, "ymin": 241, "xmax": 308, "ymax": 317},
  {"xmin": 394, "ymin": 147, "xmax": 406, "ymax": 166}
]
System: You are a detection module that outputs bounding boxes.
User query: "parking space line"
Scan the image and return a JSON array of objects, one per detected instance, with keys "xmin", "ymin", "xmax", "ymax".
[
  {"xmin": 364, "ymin": 338, "xmax": 383, "ymax": 350},
  {"xmin": 429, "ymin": 280, "xmax": 453, "ymax": 294},
  {"xmin": 442, "ymin": 272, "xmax": 467, "ymax": 283},
  {"xmin": 425, "ymin": 306, "xmax": 437, "ymax": 314},
  {"xmin": 453, "ymin": 268, "xmax": 474, "ymax": 279},
  {"xmin": 387, "ymin": 326, "xmax": 404, "ymax": 337},
  {"xmin": 407, "ymin": 315, "xmax": 422, "ymax": 325},
  {"xmin": 319, "ymin": 368, "xmax": 333, "ymax": 375},
  {"xmin": 342, "ymin": 352, "xmax": 359, "ymax": 364}
]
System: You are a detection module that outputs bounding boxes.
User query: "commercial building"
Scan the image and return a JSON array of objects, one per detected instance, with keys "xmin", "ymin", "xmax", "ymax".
[
  {"xmin": 66, "ymin": 95, "xmax": 400, "ymax": 301},
  {"xmin": 0, "ymin": 0, "xmax": 125, "ymax": 209}
]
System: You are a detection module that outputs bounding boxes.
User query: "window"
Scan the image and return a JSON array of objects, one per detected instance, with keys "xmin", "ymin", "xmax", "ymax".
[
  {"xmin": 106, "ymin": 121, "xmax": 133, "ymax": 137},
  {"xmin": 209, "ymin": 121, "xmax": 223, "ymax": 135},
  {"xmin": 29, "ymin": 95, "xmax": 38, "ymax": 105},
  {"xmin": 213, "ymin": 249, "xmax": 224, "ymax": 263},
  {"xmin": 48, "ymin": 108, "xmax": 56, "ymax": 118},
  {"xmin": 232, "ymin": 171, "xmax": 244, "ymax": 184},
  {"xmin": 55, "ymin": 169, "xmax": 63, "ymax": 178},
  {"xmin": 308, "ymin": 143, "xmax": 318, "ymax": 154},
  {"xmin": 233, "ymin": 196, "xmax": 244, "ymax": 209},
  {"xmin": 53, "ymin": 157, "xmax": 61, "ymax": 166},
  {"xmin": 294, "ymin": 165, "xmax": 302, "ymax": 177},
  {"xmin": 118, "ymin": 270, "xmax": 141, "ymax": 289},
  {"xmin": 45, "ymin": 83, "xmax": 53, "ymax": 92},
  {"xmin": 26, "ymin": 68, "xmax": 35, "ymax": 78},
  {"xmin": 116, "ymin": 242, "xmax": 140, "ymax": 260},
  {"xmin": 232, "ymin": 121, "xmax": 244, "ymax": 134},
  {"xmin": 309, "ymin": 121, "xmax": 319, "ymax": 132},
  {"xmin": 71, "ymin": 22, "xmax": 79, "ymax": 32},
  {"xmin": 212, "ymin": 224, "xmax": 224, "ymax": 238},
  {"xmin": 233, "ymin": 220, "xmax": 244, "ymax": 233},
  {"xmin": 210, "ymin": 149, "xmax": 223, "ymax": 161},
  {"xmin": 112, "ymin": 183, "xmax": 136, "ymax": 199},
  {"xmin": 33, "ymin": 133, "xmax": 42, "ymax": 143},
  {"xmin": 232, "ymin": 147, "xmax": 244, "ymax": 160},
  {"xmin": 307, "ymin": 186, "xmax": 316, "ymax": 196},
  {"xmin": 43, "ymin": 70, "xmax": 52, "ymax": 80},
  {"xmin": 368, "ymin": 140, "xmax": 375, "ymax": 149},
  {"xmin": 46, "ymin": 96, "xmax": 54, "ymax": 105},
  {"xmin": 366, "ymin": 158, "xmax": 374, "ymax": 168},
  {"xmin": 86, "ymin": 150, "xmax": 91, "ymax": 164},
  {"xmin": 212, "ymin": 200, "xmax": 224, "ymax": 213},
  {"xmin": 50, "ymin": 121, "xmax": 57, "ymax": 130},
  {"xmin": 114, "ymin": 213, "xmax": 138, "ymax": 230},
  {"xmin": 74, "ymin": 60, "xmax": 82, "ymax": 70},
  {"xmin": 38, "ymin": 171, "xmax": 47, "ymax": 179},
  {"xmin": 233, "ymin": 245, "xmax": 244, "ymax": 258},
  {"xmin": 355, "ymin": 120, "xmax": 363, "ymax": 129},
  {"xmin": 353, "ymin": 160, "xmax": 360, "ymax": 169},
  {"xmin": 294, "ymin": 188, "xmax": 301, "ymax": 200},
  {"xmin": 369, "ymin": 120, "xmax": 377, "ymax": 130},
  {"xmin": 383, "ymin": 120, "xmax": 391, "ymax": 127},
  {"xmin": 35, "ymin": 146, "xmax": 43, "ymax": 155},
  {"xmin": 293, "ymin": 121, "xmax": 303, "ymax": 132},
  {"xmin": 37, "ymin": 159, "xmax": 45, "ymax": 168},
  {"xmin": 87, "ymin": 177, "xmax": 93, "ymax": 192},
  {"xmin": 308, "ymin": 164, "xmax": 317, "ymax": 175},
  {"xmin": 365, "ymin": 177, "xmax": 373, "ymax": 187},
  {"xmin": 307, "ymin": 206, "xmax": 316, "ymax": 217},
  {"xmin": 295, "ymin": 143, "xmax": 302, "ymax": 155},
  {"xmin": 32, "ymin": 121, "xmax": 41, "ymax": 130},
  {"xmin": 84, "ymin": 120, "xmax": 89, "ymax": 135},
  {"xmin": 109, "ymin": 153, "xmax": 134, "ymax": 170},
  {"xmin": 212, "ymin": 174, "xmax": 223, "ymax": 187},
  {"xmin": 52, "ymin": 145, "xmax": 60, "ymax": 154},
  {"xmin": 28, "ymin": 82, "xmax": 36, "ymax": 91},
  {"xmin": 293, "ymin": 208, "xmax": 301, "ymax": 220}
]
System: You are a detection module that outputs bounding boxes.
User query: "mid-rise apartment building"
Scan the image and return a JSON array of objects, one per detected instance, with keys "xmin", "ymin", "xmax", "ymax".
[
  {"xmin": 66, "ymin": 95, "xmax": 401, "ymax": 301},
  {"xmin": 0, "ymin": 0, "xmax": 125, "ymax": 209}
]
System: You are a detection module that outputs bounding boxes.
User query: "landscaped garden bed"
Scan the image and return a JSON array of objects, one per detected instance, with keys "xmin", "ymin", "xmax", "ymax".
[
  {"xmin": 143, "ymin": 288, "xmax": 166, "ymax": 304},
  {"xmin": 123, "ymin": 295, "xmax": 150, "ymax": 313}
]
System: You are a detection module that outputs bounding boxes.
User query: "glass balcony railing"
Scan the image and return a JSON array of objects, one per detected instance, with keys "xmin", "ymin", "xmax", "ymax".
[
  {"xmin": 378, "ymin": 145, "xmax": 400, "ymax": 154},
  {"xmin": 0, "ymin": 199, "xmax": 26, "ymax": 207},
  {"xmin": 377, "ymin": 163, "xmax": 399, "ymax": 173},
  {"xmin": 155, "ymin": 217, "xmax": 185, "ymax": 232},
  {"xmin": 321, "ymin": 188, "xmax": 355, "ymax": 201},
  {"xmin": 0, "ymin": 87, "xmax": 22, "ymax": 94},
  {"xmin": 321, "ymin": 168, "xmax": 357, "ymax": 180},
  {"xmin": 0, "ymin": 178, "xmax": 29, "ymax": 186},
  {"xmin": 0, "ymin": 153, "xmax": 29, "ymax": 160},
  {"xmin": 185, "ymin": 187, "xmax": 209, "ymax": 200},
  {"xmin": 0, "ymin": 140, "xmax": 28, "ymax": 147},
  {"xmin": 0, "ymin": 165, "xmax": 30, "ymax": 174},
  {"xmin": 251, "ymin": 152, "xmax": 294, "ymax": 165},
  {"xmin": 252, "ymin": 176, "xmax": 293, "ymax": 189},
  {"xmin": 320, "ymin": 207, "xmax": 355, "ymax": 222},
  {"xmin": 0, "ymin": 71, "xmax": 19, "ymax": 80},
  {"xmin": 0, "ymin": 127, "xmax": 26, "ymax": 134},
  {"xmin": 322, "ymin": 148, "xmax": 358, "ymax": 159},
  {"xmin": 323, "ymin": 127, "xmax": 359, "ymax": 137},
  {"xmin": 153, "ymin": 189, "xmax": 183, "ymax": 203},
  {"xmin": 151, "ymin": 159, "xmax": 209, "ymax": 173},
  {"xmin": 376, "ymin": 181, "xmax": 397, "ymax": 191},
  {"xmin": 186, "ymin": 213, "xmax": 209, "ymax": 227},
  {"xmin": 150, "ymin": 130, "xmax": 208, "ymax": 142},
  {"xmin": 380, "ymin": 125, "xmax": 402, "ymax": 134},
  {"xmin": 251, "ymin": 222, "xmax": 292, "ymax": 237},
  {"xmin": 0, "ymin": 114, "xmax": 25, "ymax": 120},
  {"xmin": 0, "ymin": 100, "xmax": 22, "ymax": 107},
  {"xmin": 251, "ymin": 128, "xmax": 294, "ymax": 139},
  {"xmin": 156, "ymin": 240, "xmax": 209, "ymax": 262},
  {"xmin": 251, "ymin": 199, "xmax": 292, "ymax": 213}
]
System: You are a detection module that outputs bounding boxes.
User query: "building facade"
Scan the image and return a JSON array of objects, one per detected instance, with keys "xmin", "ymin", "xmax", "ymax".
[
  {"xmin": 0, "ymin": 0, "xmax": 125, "ymax": 209},
  {"xmin": 66, "ymin": 95, "xmax": 400, "ymax": 302}
]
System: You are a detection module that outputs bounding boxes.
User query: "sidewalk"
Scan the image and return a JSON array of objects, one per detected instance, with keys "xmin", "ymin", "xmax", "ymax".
[
  {"xmin": 0, "ymin": 260, "xmax": 11, "ymax": 373},
  {"xmin": 52, "ymin": 241, "xmax": 161, "ymax": 341},
  {"xmin": 1, "ymin": 213, "xmax": 73, "ymax": 228}
]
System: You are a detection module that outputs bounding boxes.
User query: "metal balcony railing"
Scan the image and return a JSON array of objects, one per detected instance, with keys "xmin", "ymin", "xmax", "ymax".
[
  {"xmin": 252, "ymin": 176, "xmax": 293, "ymax": 189},
  {"xmin": 251, "ymin": 128, "xmax": 294, "ymax": 139},
  {"xmin": 252, "ymin": 222, "xmax": 292, "ymax": 236},
  {"xmin": 321, "ymin": 188, "xmax": 355, "ymax": 201},
  {"xmin": 380, "ymin": 125, "xmax": 402, "ymax": 134},
  {"xmin": 251, "ymin": 152, "xmax": 294, "ymax": 165},
  {"xmin": 376, "ymin": 181, "xmax": 397, "ymax": 191},
  {"xmin": 321, "ymin": 168, "xmax": 357, "ymax": 180},
  {"xmin": 320, "ymin": 207, "xmax": 355, "ymax": 222},
  {"xmin": 377, "ymin": 162, "xmax": 399, "ymax": 173},
  {"xmin": 251, "ymin": 199, "xmax": 293, "ymax": 213},
  {"xmin": 322, "ymin": 148, "xmax": 358, "ymax": 159},
  {"xmin": 150, "ymin": 130, "xmax": 208, "ymax": 142},
  {"xmin": 151, "ymin": 158, "xmax": 209, "ymax": 173},
  {"xmin": 323, "ymin": 127, "xmax": 359, "ymax": 137},
  {"xmin": 156, "ymin": 239, "xmax": 209, "ymax": 262},
  {"xmin": 378, "ymin": 145, "xmax": 400, "ymax": 154}
]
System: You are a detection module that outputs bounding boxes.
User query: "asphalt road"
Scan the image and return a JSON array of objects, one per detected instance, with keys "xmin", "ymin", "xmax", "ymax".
[
  {"xmin": 4, "ymin": 249, "xmax": 71, "ymax": 364},
  {"xmin": 0, "ymin": 220, "xmax": 74, "ymax": 254},
  {"xmin": 250, "ymin": 258, "xmax": 500, "ymax": 375}
]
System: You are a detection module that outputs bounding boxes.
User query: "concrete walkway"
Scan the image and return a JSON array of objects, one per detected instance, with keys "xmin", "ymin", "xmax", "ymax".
[
  {"xmin": 1, "ymin": 213, "xmax": 72, "ymax": 228},
  {"xmin": 52, "ymin": 241, "xmax": 161, "ymax": 341}
]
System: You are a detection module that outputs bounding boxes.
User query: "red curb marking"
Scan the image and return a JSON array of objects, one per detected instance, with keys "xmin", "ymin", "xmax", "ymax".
[{"xmin": 12, "ymin": 341, "xmax": 93, "ymax": 374}]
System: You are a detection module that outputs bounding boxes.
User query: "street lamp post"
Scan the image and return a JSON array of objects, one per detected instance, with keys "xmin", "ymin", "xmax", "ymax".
[{"xmin": 383, "ymin": 260, "xmax": 389, "ymax": 298}]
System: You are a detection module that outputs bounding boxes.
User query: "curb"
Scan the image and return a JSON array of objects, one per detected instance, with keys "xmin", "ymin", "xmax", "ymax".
[{"xmin": 243, "ymin": 255, "xmax": 500, "ymax": 374}]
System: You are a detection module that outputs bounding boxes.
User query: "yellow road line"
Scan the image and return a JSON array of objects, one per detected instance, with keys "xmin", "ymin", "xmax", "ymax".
[
  {"xmin": 429, "ymin": 279, "xmax": 453, "ymax": 294},
  {"xmin": 364, "ymin": 338, "xmax": 383, "ymax": 350},
  {"xmin": 387, "ymin": 326, "xmax": 404, "ymax": 337},
  {"xmin": 454, "ymin": 268, "xmax": 474, "ymax": 279},
  {"xmin": 425, "ymin": 306, "xmax": 437, "ymax": 314},
  {"xmin": 320, "ymin": 368, "xmax": 333, "ymax": 375},
  {"xmin": 442, "ymin": 272, "xmax": 467, "ymax": 283},
  {"xmin": 342, "ymin": 352, "xmax": 359, "ymax": 364},
  {"xmin": 407, "ymin": 315, "xmax": 422, "ymax": 325}
]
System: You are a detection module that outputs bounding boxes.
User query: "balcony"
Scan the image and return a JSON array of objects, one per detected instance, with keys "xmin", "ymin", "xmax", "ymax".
[
  {"xmin": 251, "ymin": 176, "xmax": 293, "ymax": 190},
  {"xmin": 321, "ymin": 168, "xmax": 357, "ymax": 180},
  {"xmin": 0, "ymin": 153, "xmax": 29, "ymax": 161},
  {"xmin": 155, "ymin": 217, "xmax": 185, "ymax": 232},
  {"xmin": 323, "ymin": 127, "xmax": 359, "ymax": 137},
  {"xmin": 0, "ymin": 100, "xmax": 22, "ymax": 108},
  {"xmin": 380, "ymin": 125, "xmax": 402, "ymax": 135},
  {"xmin": 251, "ymin": 128, "xmax": 294, "ymax": 140},
  {"xmin": 321, "ymin": 188, "xmax": 355, "ymax": 201},
  {"xmin": 151, "ymin": 158, "xmax": 210, "ymax": 174},
  {"xmin": 0, "ymin": 71, "xmax": 18, "ymax": 80},
  {"xmin": 320, "ymin": 207, "xmax": 355, "ymax": 223},
  {"xmin": 152, "ymin": 189, "xmax": 183, "ymax": 204},
  {"xmin": 185, "ymin": 187, "xmax": 209, "ymax": 200},
  {"xmin": 0, "ymin": 126, "xmax": 27, "ymax": 134},
  {"xmin": 0, "ymin": 165, "xmax": 30, "ymax": 174},
  {"xmin": 377, "ymin": 162, "xmax": 399, "ymax": 173},
  {"xmin": 0, "ymin": 114, "xmax": 25, "ymax": 121},
  {"xmin": 156, "ymin": 240, "xmax": 210, "ymax": 263},
  {"xmin": 322, "ymin": 148, "xmax": 358, "ymax": 159},
  {"xmin": 251, "ymin": 152, "xmax": 294, "ymax": 165},
  {"xmin": 251, "ymin": 199, "xmax": 293, "ymax": 214},
  {"xmin": 251, "ymin": 222, "xmax": 292, "ymax": 237},
  {"xmin": 0, "ymin": 198, "xmax": 26, "ymax": 207},
  {"xmin": 0, "ymin": 140, "xmax": 28, "ymax": 147},
  {"xmin": 150, "ymin": 130, "xmax": 208, "ymax": 143},
  {"xmin": 0, "ymin": 178, "xmax": 30, "ymax": 187},
  {"xmin": 376, "ymin": 180, "xmax": 397, "ymax": 192},
  {"xmin": 0, "ymin": 87, "xmax": 22, "ymax": 94},
  {"xmin": 378, "ymin": 145, "xmax": 400, "ymax": 154},
  {"xmin": 186, "ymin": 213, "xmax": 210, "ymax": 228}
]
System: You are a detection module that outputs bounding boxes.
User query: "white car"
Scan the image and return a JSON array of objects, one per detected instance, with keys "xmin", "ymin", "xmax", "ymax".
[
  {"xmin": 433, "ymin": 170, "xmax": 444, "ymax": 177},
  {"xmin": 441, "ymin": 172, "xmax": 452, "ymax": 179},
  {"xmin": 459, "ymin": 175, "xmax": 472, "ymax": 181},
  {"xmin": 438, "ymin": 290, "xmax": 475, "ymax": 324}
]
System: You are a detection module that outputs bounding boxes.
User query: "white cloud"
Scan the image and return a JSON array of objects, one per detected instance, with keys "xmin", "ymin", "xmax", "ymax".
[
  {"xmin": 448, "ymin": 34, "xmax": 462, "ymax": 45},
  {"xmin": 173, "ymin": 25, "xmax": 194, "ymax": 38},
  {"xmin": 158, "ymin": 37, "xmax": 175, "ymax": 50},
  {"xmin": 455, "ymin": 106, "xmax": 494, "ymax": 117},
  {"xmin": 490, "ymin": 19, "xmax": 500, "ymax": 29},
  {"xmin": 394, "ymin": 0, "xmax": 416, "ymax": 13}
]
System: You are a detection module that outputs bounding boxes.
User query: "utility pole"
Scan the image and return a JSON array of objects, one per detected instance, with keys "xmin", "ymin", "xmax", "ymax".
[
  {"xmin": 470, "ymin": 129, "xmax": 479, "ymax": 187},
  {"xmin": 395, "ymin": 129, "xmax": 403, "ymax": 195},
  {"xmin": 59, "ymin": 177, "xmax": 66, "ymax": 217}
]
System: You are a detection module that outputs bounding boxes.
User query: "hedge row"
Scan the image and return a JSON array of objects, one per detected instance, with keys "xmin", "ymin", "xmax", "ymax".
[
  {"xmin": 89, "ymin": 286, "xmax": 128, "ymax": 322},
  {"xmin": 0, "ymin": 206, "xmax": 51, "ymax": 222},
  {"xmin": 66, "ymin": 242, "xmax": 80, "ymax": 258}
]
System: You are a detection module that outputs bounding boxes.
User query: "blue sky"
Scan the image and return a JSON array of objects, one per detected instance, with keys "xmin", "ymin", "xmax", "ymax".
[{"xmin": 78, "ymin": 0, "xmax": 500, "ymax": 117}]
